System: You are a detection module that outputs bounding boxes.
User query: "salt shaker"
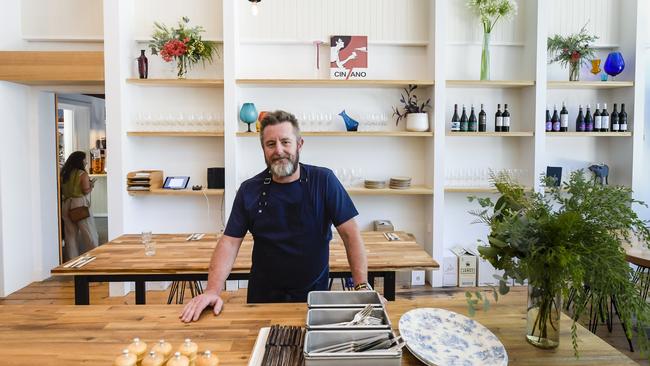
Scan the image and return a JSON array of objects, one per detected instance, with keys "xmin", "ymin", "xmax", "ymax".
[
  {"xmin": 142, "ymin": 351, "xmax": 165, "ymax": 366},
  {"xmin": 196, "ymin": 350, "xmax": 219, "ymax": 366},
  {"xmin": 114, "ymin": 349, "xmax": 137, "ymax": 366},
  {"xmin": 127, "ymin": 337, "xmax": 148, "ymax": 363},
  {"xmin": 166, "ymin": 352, "xmax": 189, "ymax": 366}
]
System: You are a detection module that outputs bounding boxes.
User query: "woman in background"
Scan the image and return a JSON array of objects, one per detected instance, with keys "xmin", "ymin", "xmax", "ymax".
[{"xmin": 60, "ymin": 151, "xmax": 99, "ymax": 261}]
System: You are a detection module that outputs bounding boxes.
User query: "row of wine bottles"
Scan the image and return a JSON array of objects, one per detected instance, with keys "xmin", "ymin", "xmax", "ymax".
[
  {"xmin": 450, "ymin": 104, "xmax": 511, "ymax": 132},
  {"xmin": 545, "ymin": 103, "xmax": 628, "ymax": 133}
]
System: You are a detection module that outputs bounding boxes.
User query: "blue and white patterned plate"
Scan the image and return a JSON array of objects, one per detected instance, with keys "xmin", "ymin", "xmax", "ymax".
[{"xmin": 398, "ymin": 308, "xmax": 508, "ymax": 366}]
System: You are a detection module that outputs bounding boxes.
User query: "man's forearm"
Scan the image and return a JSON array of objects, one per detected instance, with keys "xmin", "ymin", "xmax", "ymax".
[
  {"xmin": 338, "ymin": 221, "xmax": 368, "ymax": 285},
  {"xmin": 205, "ymin": 237, "xmax": 242, "ymax": 294}
]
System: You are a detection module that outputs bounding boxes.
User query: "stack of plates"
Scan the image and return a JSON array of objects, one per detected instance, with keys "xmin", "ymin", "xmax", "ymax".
[
  {"xmin": 399, "ymin": 308, "xmax": 508, "ymax": 366},
  {"xmin": 364, "ymin": 179, "xmax": 387, "ymax": 189},
  {"xmin": 389, "ymin": 176, "xmax": 412, "ymax": 190}
]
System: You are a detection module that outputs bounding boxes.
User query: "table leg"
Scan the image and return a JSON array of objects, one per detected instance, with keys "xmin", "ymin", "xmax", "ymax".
[
  {"xmin": 384, "ymin": 272, "xmax": 396, "ymax": 301},
  {"xmin": 135, "ymin": 281, "xmax": 146, "ymax": 305},
  {"xmin": 74, "ymin": 276, "xmax": 90, "ymax": 305}
]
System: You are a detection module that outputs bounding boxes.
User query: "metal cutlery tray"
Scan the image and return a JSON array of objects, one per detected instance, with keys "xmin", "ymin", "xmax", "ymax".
[
  {"xmin": 306, "ymin": 307, "xmax": 391, "ymax": 330},
  {"xmin": 307, "ymin": 291, "xmax": 383, "ymax": 308},
  {"xmin": 303, "ymin": 330, "xmax": 401, "ymax": 366}
]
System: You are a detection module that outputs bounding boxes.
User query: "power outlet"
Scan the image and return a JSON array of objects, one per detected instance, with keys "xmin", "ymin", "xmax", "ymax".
[{"xmin": 411, "ymin": 270, "xmax": 425, "ymax": 286}]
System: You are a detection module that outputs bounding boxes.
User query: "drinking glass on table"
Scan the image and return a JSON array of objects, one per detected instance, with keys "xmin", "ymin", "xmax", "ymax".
[{"xmin": 141, "ymin": 231, "xmax": 155, "ymax": 256}]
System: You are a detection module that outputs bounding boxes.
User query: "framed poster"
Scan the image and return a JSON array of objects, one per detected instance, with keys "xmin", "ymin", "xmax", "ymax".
[{"xmin": 330, "ymin": 35, "xmax": 368, "ymax": 80}]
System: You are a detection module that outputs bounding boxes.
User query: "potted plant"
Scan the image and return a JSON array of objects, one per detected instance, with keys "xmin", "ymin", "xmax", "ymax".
[
  {"xmin": 467, "ymin": 171, "xmax": 650, "ymax": 355},
  {"xmin": 392, "ymin": 84, "xmax": 431, "ymax": 132},
  {"xmin": 149, "ymin": 17, "xmax": 220, "ymax": 79},
  {"xmin": 467, "ymin": 0, "xmax": 518, "ymax": 80},
  {"xmin": 548, "ymin": 25, "xmax": 598, "ymax": 81}
]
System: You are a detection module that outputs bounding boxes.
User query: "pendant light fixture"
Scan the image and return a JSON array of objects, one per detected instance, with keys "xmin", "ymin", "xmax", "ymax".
[{"xmin": 249, "ymin": 0, "xmax": 261, "ymax": 16}]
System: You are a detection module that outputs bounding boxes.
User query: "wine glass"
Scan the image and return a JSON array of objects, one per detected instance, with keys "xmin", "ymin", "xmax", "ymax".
[{"xmin": 604, "ymin": 52, "xmax": 625, "ymax": 81}]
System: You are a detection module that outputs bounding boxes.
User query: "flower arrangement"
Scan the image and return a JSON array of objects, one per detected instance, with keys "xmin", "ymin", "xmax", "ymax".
[
  {"xmin": 547, "ymin": 25, "xmax": 598, "ymax": 81},
  {"xmin": 467, "ymin": 0, "xmax": 518, "ymax": 80},
  {"xmin": 466, "ymin": 171, "xmax": 650, "ymax": 355},
  {"xmin": 467, "ymin": 0, "xmax": 518, "ymax": 34},
  {"xmin": 148, "ymin": 17, "xmax": 219, "ymax": 78},
  {"xmin": 391, "ymin": 84, "xmax": 431, "ymax": 126}
]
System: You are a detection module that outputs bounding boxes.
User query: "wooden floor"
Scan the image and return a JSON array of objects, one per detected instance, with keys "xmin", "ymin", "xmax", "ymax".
[{"xmin": 0, "ymin": 277, "xmax": 646, "ymax": 365}]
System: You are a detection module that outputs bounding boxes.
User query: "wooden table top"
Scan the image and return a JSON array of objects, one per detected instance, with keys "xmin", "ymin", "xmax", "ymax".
[
  {"xmin": 0, "ymin": 292, "xmax": 635, "ymax": 365},
  {"xmin": 623, "ymin": 238, "xmax": 650, "ymax": 268},
  {"xmin": 52, "ymin": 231, "xmax": 439, "ymax": 276}
]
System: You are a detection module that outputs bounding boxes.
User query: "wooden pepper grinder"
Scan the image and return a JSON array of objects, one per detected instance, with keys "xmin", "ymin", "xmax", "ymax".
[
  {"xmin": 196, "ymin": 350, "xmax": 219, "ymax": 366},
  {"xmin": 152, "ymin": 339, "xmax": 173, "ymax": 361},
  {"xmin": 114, "ymin": 349, "xmax": 137, "ymax": 366},
  {"xmin": 127, "ymin": 337, "xmax": 148, "ymax": 364},
  {"xmin": 166, "ymin": 352, "xmax": 189, "ymax": 366},
  {"xmin": 178, "ymin": 338, "xmax": 198, "ymax": 366}
]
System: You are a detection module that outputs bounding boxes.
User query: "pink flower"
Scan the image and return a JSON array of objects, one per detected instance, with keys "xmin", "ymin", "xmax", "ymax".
[
  {"xmin": 570, "ymin": 51, "xmax": 580, "ymax": 62},
  {"xmin": 183, "ymin": 37, "xmax": 190, "ymax": 43}
]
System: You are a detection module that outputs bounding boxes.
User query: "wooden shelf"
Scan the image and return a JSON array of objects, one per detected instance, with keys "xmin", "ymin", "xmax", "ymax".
[
  {"xmin": 446, "ymin": 131, "xmax": 534, "ymax": 137},
  {"xmin": 547, "ymin": 81, "xmax": 634, "ymax": 89},
  {"xmin": 0, "ymin": 51, "xmax": 104, "ymax": 86},
  {"xmin": 346, "ymin": 186, "xmax": 433, "ymax": 196},
  {"xmin": 445, "ymin": 187, "xmax": 498, "ymax": 193},
  {"xmin": 446, "ymin": 80, "xmax": 535, "ymax": 88},
  {"xmin": 236, "ymin": 79, "xmax": 434, "ymax": 87},
  {"xmin": 546, "ymin": 132, "xmax": 632, "ymax": 137},
  {"xmin": 128, "ymin": 188, "xmax": 224, "ymax": 196},
  {"xmin": 127, "ymin": 131, "xmax": 224, "ymax": 137},
  {"xmin": 236, "ymin": 131, "xmax": 433, "ymax": 137},
  {"xmin": 126, "ymin": 78, "xmax": 224, "ymax": 87}
]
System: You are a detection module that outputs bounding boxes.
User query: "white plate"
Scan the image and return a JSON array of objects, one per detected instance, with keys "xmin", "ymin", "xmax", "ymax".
[{"xmin": 398, "ymin": 308, "xmax": 507, "ymax": 366}]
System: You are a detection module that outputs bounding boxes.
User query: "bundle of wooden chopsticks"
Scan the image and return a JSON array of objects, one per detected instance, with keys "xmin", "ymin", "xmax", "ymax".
[{"xmin": 261, "ymin": 325, "xmax": 305, "ymax": 366}]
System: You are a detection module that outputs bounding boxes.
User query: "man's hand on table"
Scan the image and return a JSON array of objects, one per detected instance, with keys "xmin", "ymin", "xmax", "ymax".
[{"xmin": 179, "ymin": 290, "xmax": 223, "ymax": 323}]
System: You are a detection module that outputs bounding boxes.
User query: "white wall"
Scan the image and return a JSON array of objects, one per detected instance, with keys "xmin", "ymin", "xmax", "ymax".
[{"xmin": 0, "ymin": 81, "xmax": 34, "ymax": 296}]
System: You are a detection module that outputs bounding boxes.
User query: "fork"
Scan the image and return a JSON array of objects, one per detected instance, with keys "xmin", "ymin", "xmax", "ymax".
[{"xmin": 346, "ymin": 304, "xmax": 374, "ymax": 326}]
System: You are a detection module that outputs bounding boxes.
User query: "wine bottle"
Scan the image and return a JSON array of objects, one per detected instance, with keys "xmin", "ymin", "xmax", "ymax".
[
  {"xmin": 478, "ymin": 104, "xmax": 487, "ymax": 132},
  {"xmin": 619, "ymin": 103, "xmax": 628, "ymax": 132},
  {"xmin": 451, "ymin": 104, "xmax": 460, "ymax": 132},
  {"xmin": 468, "ymin": 105, "xmax": 477, "ymax": 132},
  {"xmin": 502, "ymin": 104, "xmax": 511, "ymax": 132},
  {"xmin": 594, "ymin": 103, "xmax": 602, "ymax": 132},
  {"xmin": 576, "ymin": 105, "xmax": 585, "ymax": 132},
  {"xmin": 601, "ymin": 103, "xmax": 609, "ymax": 132},
  {"xmin": 460, "ymin": 105, "xmax": 468, "ymax": 132},
  {"xmin": 551, "ymin": 105, "xmax": 560, "ymax": 132},
  {"xmin": 560, "ymin": 102, "xmax": 569, "ymax": 132},
  {"xmin": 495, "ymin": 104, "xmax": 502, "ymax": 132},
  {"xmin": 610, "ymin": 103, "xmax": 619, "ymax": 132},
  {"xmin": 585, "ymin": 104, "xmax": 593, "ymax": 132},
  {"xmin": 545, "ymin": 106, "xmax": 552, "ymax": 132}
]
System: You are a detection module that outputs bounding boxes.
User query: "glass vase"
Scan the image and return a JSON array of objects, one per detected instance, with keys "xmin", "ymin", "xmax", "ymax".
[
  {"xmin": 526, "ymin": 284, "xmax": 562, "ymax": 349},
  {"xmin": 480, "ymin": 32, "xmax": 491, "ymax": 81},
  {"xmin": 569, "ymin": 61, "xmax": 580, "ymax": 81},
  {"xmin": 176, "ymin": 56, "xmax": 188, "ymax": 79}
]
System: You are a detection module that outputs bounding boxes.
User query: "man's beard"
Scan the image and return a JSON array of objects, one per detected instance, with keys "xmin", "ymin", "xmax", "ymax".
[{"xmin": 267, "ymin": 151, "xmax": 299, "ymax": 177}]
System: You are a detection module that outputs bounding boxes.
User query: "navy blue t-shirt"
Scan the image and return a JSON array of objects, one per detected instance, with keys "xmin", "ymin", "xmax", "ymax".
[{"xmin": 224, "ymin": 164, "xmax": 358, "ymax": 290}]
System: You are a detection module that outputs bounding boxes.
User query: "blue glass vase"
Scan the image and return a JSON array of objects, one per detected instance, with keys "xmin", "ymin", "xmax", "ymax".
[
  {"xmin": 604, "ymin": 52, "xmax": 625, "ymax": 80},
  {"xmin": 239, "ymin": 103, "xmax": 258, "ymax": 132},
  {"xmin": 338, "ymin": 110, "xmax": 359, "ymax": 132}
]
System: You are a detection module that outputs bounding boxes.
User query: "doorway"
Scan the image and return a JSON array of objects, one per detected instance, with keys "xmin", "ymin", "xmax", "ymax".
[{"xmin": 56, "ymin": 94, "xmax": 107, "ymax": 263}]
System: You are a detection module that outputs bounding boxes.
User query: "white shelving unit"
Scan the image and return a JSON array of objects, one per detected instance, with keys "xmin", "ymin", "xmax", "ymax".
[{"xmin": 100, "ymin": 0, "xmax": 647, "ymax": 287}]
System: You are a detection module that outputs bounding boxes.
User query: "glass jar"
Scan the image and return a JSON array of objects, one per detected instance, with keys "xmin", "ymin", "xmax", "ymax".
[{"xmin": 526, "ymin": 284, "xmax": 562, "ymax": 349}]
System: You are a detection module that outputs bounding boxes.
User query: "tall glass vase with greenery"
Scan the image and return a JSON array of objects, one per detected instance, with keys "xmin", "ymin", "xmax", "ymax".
[
  {"xmin": 547, "ymin": 25, "xmax": 598, "ymax": 82},
  {"xmin": 467, "ymin": 0, "xmax": 518, "ymax": 81},
  {"xmin": 466, "ymin": 171, "xmax": 650, "ymax": 357}
]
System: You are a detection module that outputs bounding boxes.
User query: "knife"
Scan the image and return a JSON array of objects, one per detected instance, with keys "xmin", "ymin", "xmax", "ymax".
[
  {"xmin": 73, "ymin": 256, "xmax": 96, "ymax": 268},
  {"xmin": 63, "ymin": 255, "xmax": 89, "ymax": 268}
]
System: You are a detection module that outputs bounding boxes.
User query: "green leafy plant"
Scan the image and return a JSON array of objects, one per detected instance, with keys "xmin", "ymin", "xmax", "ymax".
[
  {"xmin": 466, "ymin": 170, "xmax": 650, "ymax": 357},
  {"xmin": 149, "ymin": 17, "xmax": 220, "ymax": 78},
  {"xmin": 547, "ymin": 24, "xmax": 598, "ymax": 69},
  {"xmin": 391, "ymin": 84, "xmax": 431, "ymax": 126},
  {"xmin": 466, "ymin": 0, "xmax": 518, "ymax": 34}
]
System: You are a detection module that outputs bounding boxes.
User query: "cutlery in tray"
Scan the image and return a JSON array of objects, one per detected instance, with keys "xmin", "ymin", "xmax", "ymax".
[{"xmin": 255, "ymin": 325, "xmax": 305, "ymax": 366}]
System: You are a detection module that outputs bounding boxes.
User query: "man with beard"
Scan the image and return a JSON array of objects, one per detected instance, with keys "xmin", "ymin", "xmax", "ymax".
[{"xmin": 180, "ymin": 110, "xmax": 368, "ymax": 322}]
